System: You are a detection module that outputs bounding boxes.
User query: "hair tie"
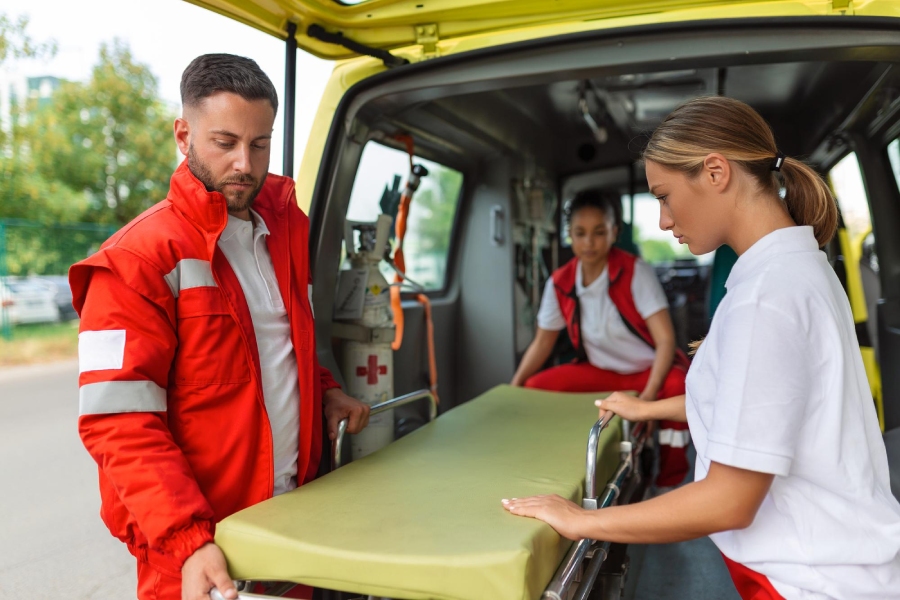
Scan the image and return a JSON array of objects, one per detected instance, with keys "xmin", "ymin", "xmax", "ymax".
[{"xmin": 772, "ymin": 152, "xmax": 786, "ymax": 172}]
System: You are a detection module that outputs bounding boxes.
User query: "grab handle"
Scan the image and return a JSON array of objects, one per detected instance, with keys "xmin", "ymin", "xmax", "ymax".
[
  {"xmin": 490, "ymin": 205, "xmax": 504, "ymax": 246},
  {"xmin": 332, "ymin": 389, "xmax": 437, "ymax": 470}
]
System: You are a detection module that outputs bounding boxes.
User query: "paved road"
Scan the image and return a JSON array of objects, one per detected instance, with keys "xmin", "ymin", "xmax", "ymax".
[{"xmin": 0, "ymin": 361, "xmax": 136, "ymax": 600}]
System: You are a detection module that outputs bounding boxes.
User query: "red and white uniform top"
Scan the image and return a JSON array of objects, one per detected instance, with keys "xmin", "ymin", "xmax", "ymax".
[{"xmin": 537, "ymin": 256, "xmax": 669, "ymax": 373}]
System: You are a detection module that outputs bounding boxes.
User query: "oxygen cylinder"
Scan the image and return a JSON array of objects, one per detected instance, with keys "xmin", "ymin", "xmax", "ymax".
[{"xmin": 338, "ymin": 215, "xmax": 395, "ymax": 460}]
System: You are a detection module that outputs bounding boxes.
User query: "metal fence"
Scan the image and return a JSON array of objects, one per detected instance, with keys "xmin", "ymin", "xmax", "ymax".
[{"xmin": 0, "ymin": 219, "xmax": 116, "ymax": 338}]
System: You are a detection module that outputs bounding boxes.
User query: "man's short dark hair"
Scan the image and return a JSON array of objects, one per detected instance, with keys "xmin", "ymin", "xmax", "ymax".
[{"xmin": 181, "ymin": 54, "xmax": 278, "ymax": 114}]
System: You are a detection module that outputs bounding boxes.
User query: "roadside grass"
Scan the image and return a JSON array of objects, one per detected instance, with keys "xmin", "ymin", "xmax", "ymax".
[{"xmin": 0, "ymin": 321, "xmax": 80, "ymax": 367}]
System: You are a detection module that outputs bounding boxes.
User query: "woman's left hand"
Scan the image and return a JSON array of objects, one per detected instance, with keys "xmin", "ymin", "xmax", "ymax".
[{"xmin": 501, "ymin": 495, "xmax": 587, "ymax": 540}]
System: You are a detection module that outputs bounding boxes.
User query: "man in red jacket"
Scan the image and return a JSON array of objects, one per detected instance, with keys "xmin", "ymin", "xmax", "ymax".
[{"xmin": 70, "ymin": 54, "xmax": 370, "ymax": 600}]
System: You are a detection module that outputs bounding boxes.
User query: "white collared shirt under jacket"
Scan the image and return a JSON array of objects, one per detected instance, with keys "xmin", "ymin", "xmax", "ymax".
[
  {"xmin": 218, "ymin": 210, "xmax": 300, "ymax": 496},
  {"xmin": 686, "ymin": 225, "xmax": 900, "ymax": 599}
]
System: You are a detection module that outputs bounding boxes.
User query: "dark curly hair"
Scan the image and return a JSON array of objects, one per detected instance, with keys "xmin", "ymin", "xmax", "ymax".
[{"xmin": 564, "ymin": 189, "xmax": 622, "ymax": 230}]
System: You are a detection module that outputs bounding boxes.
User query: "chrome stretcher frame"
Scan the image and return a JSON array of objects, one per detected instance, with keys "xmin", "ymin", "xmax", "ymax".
[{"xmin": 211, "ymin": 391, "xmax": 651, "ymax": 600}]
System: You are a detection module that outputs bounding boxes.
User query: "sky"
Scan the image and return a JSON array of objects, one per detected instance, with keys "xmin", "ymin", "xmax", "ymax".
[{"xmin": 1, "ymin": 0, "xmax": 336, "ymax": 176}]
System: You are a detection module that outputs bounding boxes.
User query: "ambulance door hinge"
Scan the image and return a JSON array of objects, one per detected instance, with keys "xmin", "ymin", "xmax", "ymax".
[
  {"xmin": 832, "ymin": 0, "xmax": 852, "ymax": 13},
  {"xmin": 416, "ymin": 24, "xmax": 440, "ymax": 58}
]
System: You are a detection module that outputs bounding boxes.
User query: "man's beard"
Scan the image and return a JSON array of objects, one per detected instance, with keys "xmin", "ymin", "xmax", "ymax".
[{"xmin": 187, "ymin": 143, "xmax": 266, "ymax": 213}]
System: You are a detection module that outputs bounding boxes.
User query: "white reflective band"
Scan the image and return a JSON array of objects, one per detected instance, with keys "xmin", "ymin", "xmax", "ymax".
[
  {"xmin": 659, "ymin": 428, "xmax": 691, "ymax": 449},
  {"xmin": 79, "ymin": 380, "xmax": 167, "ymax": 415},
  {"xmin": 164, "ymin": 259, "xmax": 216, "ymax": 298},
  {"xmin": 308, "ymin": 284, "xmax": 315, "ymax": 318},
  {"xmin": 78, "ymin": 330, "xmax": 126, "ymax": 373}
]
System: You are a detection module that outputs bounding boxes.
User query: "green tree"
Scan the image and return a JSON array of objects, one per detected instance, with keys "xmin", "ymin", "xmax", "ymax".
[
  {"xmin": 0, "ymin": 13, "xmax": 55, "ymax": 66},
  {"xmin": 29, "ymin": 40, "xmax": 176, "ymax": 225},
  {"xmin": 0, "ymin": 13, "xmax": 76, "ymax": 223}
]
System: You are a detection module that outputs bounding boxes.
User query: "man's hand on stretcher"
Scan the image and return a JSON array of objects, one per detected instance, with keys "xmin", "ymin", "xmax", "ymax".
[
  {"xmin": 182, "ymin": 543, "xmax": 237, "ymax": 600},
  {"xmin": 323, "ymin": 388, "xmax": 371, "ymax": 440}
]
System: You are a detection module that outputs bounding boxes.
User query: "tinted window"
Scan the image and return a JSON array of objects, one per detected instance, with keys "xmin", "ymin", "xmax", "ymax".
[
  {"xmin": 830, "ymin": 152, "xmax": 872, "ymax": 243},
  {"xmin": 346, "ymin": 142, "xmax": 463, "ymax": 292}
]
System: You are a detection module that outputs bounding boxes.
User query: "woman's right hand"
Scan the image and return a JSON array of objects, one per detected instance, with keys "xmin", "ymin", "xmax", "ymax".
[{"xmin": 595, "ymin": 392, "xmax": 652, "ymax": 422}]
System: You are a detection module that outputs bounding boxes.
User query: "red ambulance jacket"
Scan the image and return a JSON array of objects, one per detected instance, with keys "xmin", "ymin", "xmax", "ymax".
[
  {"xmin": 552, "ymin": 248, "xmax": 690, "ymax": 370},
  {"xmin": 69, "ymin": 161, "xmax": 340, "ymax": 576}
]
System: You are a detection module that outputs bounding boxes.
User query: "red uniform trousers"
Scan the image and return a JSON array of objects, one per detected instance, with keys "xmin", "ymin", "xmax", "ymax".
[
  {"xmin": 524, "ymin": 361, "xmax": 690, "ymax": 487},
  {"xmin": 721, "ymin": 554, "xmax": 785, "ymax": 600}
]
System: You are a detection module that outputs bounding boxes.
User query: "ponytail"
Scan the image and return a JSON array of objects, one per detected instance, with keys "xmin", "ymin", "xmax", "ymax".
[
  {"xmin": 778, "ymin": 157, "xmax": 838, "ymax": 247},
  {"xmin": 644, "ymin": 96, "xmax": 839, "ymax": 247}
]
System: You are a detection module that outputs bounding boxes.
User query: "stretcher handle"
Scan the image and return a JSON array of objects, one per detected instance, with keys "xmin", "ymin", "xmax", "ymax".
[
  {"xmin": 332, "ymin": 389, "xmax": 437, "ymax": 470},
  {"xmin": 582, "ymin": 414, "xmax": 612, "ymax": 510},
  {"xmin": 544, "ymin": 418, "xmax": 651, "ymax": 600},
  {"xmin": 210, "ymin": 588, "xmax": 271, "ymax": 599}
]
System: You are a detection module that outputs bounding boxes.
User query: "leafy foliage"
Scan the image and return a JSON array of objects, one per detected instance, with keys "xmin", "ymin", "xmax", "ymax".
[
  {"xmin": 0, "ymin": 23, "xmax": 176, "ymax": 276},
  {"xmin": 28, "ymin": 40, "xmax": 176, "ymax": 225},
  {"xmin": 0, "ymin": 14, "xmax": 55, "ymax": 65}
]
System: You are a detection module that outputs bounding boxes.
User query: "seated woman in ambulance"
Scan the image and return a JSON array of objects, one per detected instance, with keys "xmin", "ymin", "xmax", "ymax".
[{"xmin": 510, "ymin": 189, "xmax": 690, "ymax": 487}]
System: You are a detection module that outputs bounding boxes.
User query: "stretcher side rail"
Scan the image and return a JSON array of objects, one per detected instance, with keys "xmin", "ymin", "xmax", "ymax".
[
  {"xmin": 543, "ymin": 419, "xmax": 650, "ymax": 600},
  {"xmin": 332, "ymin": 389, "xmax": 437, "ymax": 470}
]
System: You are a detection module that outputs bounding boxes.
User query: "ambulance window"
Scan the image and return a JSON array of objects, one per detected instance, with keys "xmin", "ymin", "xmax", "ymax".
[
  {"xmin": 624, "ymin": 193, "xmax": 714, "ymax": 265},
  {"xmin": 888, "ymin": 139, "xmax": 900, "ymax": 191},
  {"xmin": 345, "ymin": 142, "xmax": 463, "ymax": 292},
  {"xmin": 829, "ymin": 152, "xmax": 873, "ymax": 244}
]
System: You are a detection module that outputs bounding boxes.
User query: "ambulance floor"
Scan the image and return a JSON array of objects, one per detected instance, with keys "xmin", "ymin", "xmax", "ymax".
[{"xmin": 624, "ymin": 444, "xmax": 740, "ymax": 600}]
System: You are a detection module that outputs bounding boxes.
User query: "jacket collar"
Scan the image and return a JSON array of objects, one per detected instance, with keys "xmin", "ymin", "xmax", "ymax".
[{"xmin": 167, "ymin": 160, "xmax": 294, "ymax": 240}]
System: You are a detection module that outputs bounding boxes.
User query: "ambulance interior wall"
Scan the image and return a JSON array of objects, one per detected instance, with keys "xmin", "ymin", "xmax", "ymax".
[{"xmin": 455, "ymin": 156, "xmax": 519, "ymax": 402}]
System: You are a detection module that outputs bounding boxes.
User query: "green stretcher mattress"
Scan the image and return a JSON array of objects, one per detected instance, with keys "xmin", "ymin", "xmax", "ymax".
[{"xmin": 215, "ymin": 385, "xmax": 623, "ymax": 600}]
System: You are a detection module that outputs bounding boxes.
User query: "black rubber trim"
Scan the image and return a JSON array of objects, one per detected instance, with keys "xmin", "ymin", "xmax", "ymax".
[
  {"xmin": 856, "ymin": 321, "xmax": 874, "ymax": 348},
  {"xmin": 307, "ymin": 24, "xmax": 410, "ymax": 68}
]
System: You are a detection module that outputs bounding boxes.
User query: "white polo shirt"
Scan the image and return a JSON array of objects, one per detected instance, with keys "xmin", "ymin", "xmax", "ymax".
[
  {"xmin": 686, "ymin": 226, "xmax": 900, "ymax": 599},
  {"xmin": 537, "ymin": 258, "xmax": 669, "ymax": 373},
  {"xmin": 218, "ymin": 211, "xmax": 300, "ymax": 497}
]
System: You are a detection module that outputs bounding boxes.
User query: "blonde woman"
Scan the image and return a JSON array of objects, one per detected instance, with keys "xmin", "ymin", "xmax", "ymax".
[{"xmin": 503, "ymin": 97, "xmax": 900, "ymax": 599}]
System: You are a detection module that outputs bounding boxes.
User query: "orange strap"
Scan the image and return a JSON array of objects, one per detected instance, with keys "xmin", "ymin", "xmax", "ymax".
[
  {"xmin": 389, "ymin": 189, "xmax": 411, "ymax": 351},
  {"xmin": 390, "ymin": 134, "xmax": 415, "ymax": 352},
  {"xmin": 388, "ymin": 135, "xmax": 439, "ymax": 403},
  {"xmin": 416, "ymin": 293, "xmax": 440, "ymax": 405}
]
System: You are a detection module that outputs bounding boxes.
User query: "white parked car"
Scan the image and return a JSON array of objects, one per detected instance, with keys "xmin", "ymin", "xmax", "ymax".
[{"xmin": 0, "ymin": 278, "xmax": 61, "ymax": 325}]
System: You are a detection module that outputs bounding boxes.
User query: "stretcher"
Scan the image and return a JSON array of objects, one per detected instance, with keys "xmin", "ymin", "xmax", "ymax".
[{"xmin": 213, "ymin": 385, "xmax": 649, "ymax": 600}]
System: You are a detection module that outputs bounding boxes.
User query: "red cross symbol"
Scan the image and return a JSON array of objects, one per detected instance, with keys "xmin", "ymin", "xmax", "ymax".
[{"xmin": 356, "ymin": 354, "xmax": 388, "ymax": 385}]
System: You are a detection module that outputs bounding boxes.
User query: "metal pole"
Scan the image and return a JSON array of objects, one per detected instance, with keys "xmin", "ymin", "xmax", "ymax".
[{"xmin": 283, "ymin": 21, "xmax": 298, "ymax": 179}]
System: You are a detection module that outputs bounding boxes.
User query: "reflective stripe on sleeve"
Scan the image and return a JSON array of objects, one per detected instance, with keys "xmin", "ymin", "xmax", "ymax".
[
  {"xmin": 164, "ymin": 259, "xmax": 217, "ymax": 298},
  {"xmin": 79, "ymin": 380, "xmax": 167, "ymax": 415},
  {"xmin": 308, "ymin": 284, "xmax": 315, "ymax": 318},
  {"xmin": 78, "ymin": 329, "xmax": 126, "ymax": 373},
  {"xmin": 659, "ymin": 428, "xmax": 691, "ymax": 449}
]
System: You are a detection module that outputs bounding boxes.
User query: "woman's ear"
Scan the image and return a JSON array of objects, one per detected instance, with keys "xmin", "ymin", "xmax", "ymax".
[{"xmin": 703, "ymin": 153, "xmax": 731, "ymax": 191}]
